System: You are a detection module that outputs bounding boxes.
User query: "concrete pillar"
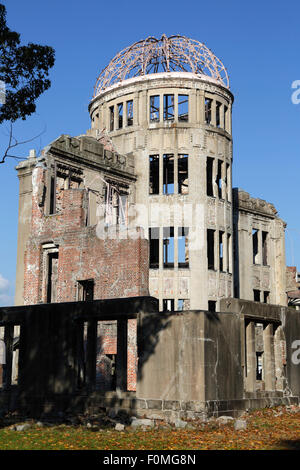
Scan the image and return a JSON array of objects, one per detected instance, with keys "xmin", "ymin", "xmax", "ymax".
[
  {"xmin": 159, "ymin": 93, "xmax": 164, "ymax": 122},
  {"xmin": 211, "ymin": 99, "xmax": 216, "ymax": 127},
  {"xmin": 245, "ymin": 321, "xmax": 256, "ymax": 392},
  {"xmin": 174, "ymin": 94, "xmax": 178, "ymax": 122},
  {"xmin": 263, "ymin": 323, "xmax": 276, "ymax": 390},
  {"xmin": 220, "ymin": 104, "xmax": 225, "ymax": 131},
  {"xmin": 190, "ymin": 90, "xmax": 196, "ymax": 123},
  {"xmin": 113, "ymin": 104, "xmax": 118, "ymax": 131},
  {"xmin": 199, "ymin": 90, "xmax": 205, "ymax": 124},
  {"xmin": 133, "ymin": 92, "xmax": 139, "ymax": 126}
]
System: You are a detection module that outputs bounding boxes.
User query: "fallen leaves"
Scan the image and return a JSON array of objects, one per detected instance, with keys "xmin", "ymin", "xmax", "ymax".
[{"xmin": 0, "ymin": 406, "xmax": 298, "ymax": 450}]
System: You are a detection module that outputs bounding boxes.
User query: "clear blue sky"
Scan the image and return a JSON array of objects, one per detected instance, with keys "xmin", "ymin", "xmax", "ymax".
[{"xmin": 0, "ymin": 0, "xmax": 300, "ymax": 306}]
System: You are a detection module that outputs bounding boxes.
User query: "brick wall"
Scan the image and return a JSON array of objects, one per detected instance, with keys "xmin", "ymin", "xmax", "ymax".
[{"xmin": 24, "ymin": 166, "xmax": 149, "ymax": 390}]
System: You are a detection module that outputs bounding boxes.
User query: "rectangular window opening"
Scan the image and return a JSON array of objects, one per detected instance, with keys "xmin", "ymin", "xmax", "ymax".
[
  {"xmin": 47, "ymin": 251, "xmax": 59, "ymax": 303},
  {"xmin": 216, "ymin": 160, "xmax": 223, "ymax": 199},
  {"xmin": 219, "ymin": 231, "xmax": 224, "ymax": 272},
  {"xmin": 253, "ymin": 289, "xmax": 261, "ymax": 302},
  {"xmin": 126, "ymin": 100, "xmax": 133, "ymax": 126},
  {"xmin": 149, "ymin": 155, "xmax": 159, "ymax": 194},
  {"xmin": 205, "ymin": 98, "xmax": 212, "ymax": 124},
  {"xmin": 163, "ymin": 94, "xmax": 174, "ymax": 121},
  {"xmin": 207, "ymin": 229, "xmax": 215, "ymax": 270},
  {"xmin": 78, "ymin": 279, "xmax": 94, "ymax": 301},
  {"xmin": 224, "ymin": 105, "xmax": 228, "ymax": 130},
  {"xmin": 118, "ymin": 194, "xmax": 127, "ymax": 226},
  {"xmin": 252, "ymin": 229, "xmax": 259, "ymax": 264},
  {"xmin": 262, "ymin": 231, "xmax": 268, "ymax": 266},
  {"xmin": 163, "ymin": 299, "xmax": 174, "ymax": 312},
  {"xmin": 149, "ymin": 227, "xmax": 159, "ymax": 269},
  {"xmin": 118, "ymin": 103, "xmax": 123, "ymax": 129},
  {"xmin": 163, "ymin": 227, "xmax": 174, "ymax": 269},
  {"xmin": 163, "ymin": 154, "xmax": 174, "ymax": 194},
  {"xmin": 206, "ymin": 157, "xmax": 214, "ymax": 196},
  {"xmin": 150, "ymin": 95, "xmax": 160, "ymax": 122},
  {"xmin": 109, "ymin": 106, "xmax": 114, "ymax": 131},
  {"xmin": 208, "ymin": 300, "xmax": 216, "ymax": 312},
  {"xmin": 227, "ymin": 233, "xmax": 232, "ymax": 274},
  {"xmin": 49, "ymin": 175, "xmax": 56, "ymax": 214},
  {"xmin": 216, "ymin": 101, "xmax": 221, "ymax": 128},
  {"xmin": 178, "ymin": 227, "xmax": 189, "ymax": 268},
  {"xmin": 178, "ymin": 94, "xmax": 189, "ymax": 122},
  {"xmin": 263, "ymin": 291, "xmax": 270, "ymax": 304},
  {"xmin": 178, "ymin": 154, "xmax": 188, "ymax": 194},
  {"xmin": 177, "ymin": 299, "xmax": 188, "ymax": 311}
]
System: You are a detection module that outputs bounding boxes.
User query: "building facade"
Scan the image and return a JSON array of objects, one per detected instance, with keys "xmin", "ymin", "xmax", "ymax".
[
  {"xmin": 0, "ymin": 35, "xmax": 298, "ymax": 419},
  {"xmin": 14, "ymin": 35, "xmax": 288, "ymax": 311}
]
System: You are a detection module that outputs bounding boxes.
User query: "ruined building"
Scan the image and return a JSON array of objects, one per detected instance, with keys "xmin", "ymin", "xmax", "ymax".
[{"xmin": 0, "ymin": 35, "xmax": 299, "ymax": 419}]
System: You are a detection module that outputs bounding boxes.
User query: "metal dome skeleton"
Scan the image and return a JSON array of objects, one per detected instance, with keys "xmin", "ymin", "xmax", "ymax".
[{"xmin": 93, "ymin": 35, "xmax": 229, "ymax": 97}]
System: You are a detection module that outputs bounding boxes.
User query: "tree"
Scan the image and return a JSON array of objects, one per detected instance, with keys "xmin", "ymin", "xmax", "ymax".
[{"xmin": 0, "ymin": 3, "xmax": 55, "ymax": 163}]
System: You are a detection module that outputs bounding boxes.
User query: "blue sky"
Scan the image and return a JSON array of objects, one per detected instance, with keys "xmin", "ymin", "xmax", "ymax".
[{"xmin": 0, "ymin": 0, "xmax": 300, "ymax": 305}]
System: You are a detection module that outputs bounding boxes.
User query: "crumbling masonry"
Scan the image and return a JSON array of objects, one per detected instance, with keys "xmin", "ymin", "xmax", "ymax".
[{"xmin": 0, "ymin": 35, "xmax": 299, "ymax": 420}]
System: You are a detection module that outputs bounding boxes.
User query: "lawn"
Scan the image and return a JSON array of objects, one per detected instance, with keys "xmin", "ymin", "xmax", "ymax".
[{"xmin": 0, "ymin": 406, "xmax": 299, "ymax": 450}]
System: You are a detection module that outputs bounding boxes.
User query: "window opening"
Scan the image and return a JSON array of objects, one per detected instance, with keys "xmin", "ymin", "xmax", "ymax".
[
  {"xmin": 149, "ymin": 155, "xmax": 159, "ymax": 194},
  {"xmin": 78, "ymin": 280, "xmax": 94, "ymax": 301},
  {"xmin": 216, "ymin": 101, "xmax": 221, "ymax": 128},
  {"xmin": 149, "ymin": 227, "xmax": 159, "ymax": 269},
  {"xmin": 224, "ymin": 105, "xmax": 228, "ymax": 130},
  {"xmin": 178, "ymin": 154, "xmax": 188, "ymax": 194},
  {"xmin": 126, "ymin": 100, "xmax": 133, "ymax": 126},
  {"xmin": 178, "ymin": 95, "xmax": 188, "ymax": 122},
  {"xmin": 163, "ymin": 154, "xmax": 174, "ymax": 194},
  {"xmin": 163, "ymin": 227, "xmax": 174, "ymax": 268},
  {"xmin": 263, "ymin": 291, "xmax": 270, "ymax": 304},
  {"xmin": 219, "ymin": 231, "xmax": 224, "ymax": 272},
  {"xmin": 163, "ymin": 299, "xmax": 174, "ymax": 312},
  {"xmin": 47, "ymin": 251, "xmax": 58, "ymax": 303},
  {"xmin": 109, "ymin": 105, "xmax": 114, "ymax": 131},
  {"xmin": 206, "ymin": 157, "xmax": 214, "ymax": 196},
  {"xmin": 178, "ymin": 227, "xmax": 189, "ymax": 268},
  {"xmin": 150, "ymin": 95, "xmax": 160, "ymax": 122},
  {"xmin": 163, "ymin": 94, "xmax": 174, "ymax": 121},
  {"xmin": 253, "ymin": 289, "xmax": 261, "ymax": 302},
  {"xmin": 216, "ymin": 160, "xmax": 223, "ymax": 198},
  {"xmin": 118, "ymin": 103, "xmax": 123, "ymax": 129},
  {"xmin": 205, "ymin": 98, "xmax": 212, "ymax": 124},
  {"xmin": 207, "ymin": 229, "xmax": 215, "ymax": 270},
  {"xmin": 262, "ymin": 231, "xmax": 268, "ymax": 266},
  {"xmin": 252, "ymin": 229, "xmax": 259, "ymax": 264}
]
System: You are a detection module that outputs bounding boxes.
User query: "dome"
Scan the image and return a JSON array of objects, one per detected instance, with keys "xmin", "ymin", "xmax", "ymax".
[{"xmin": 93, "ymin": 34, "xmax": 229, "ymax": 97}]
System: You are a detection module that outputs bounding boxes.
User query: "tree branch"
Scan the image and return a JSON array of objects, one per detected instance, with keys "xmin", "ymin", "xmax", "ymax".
[{"xmin": 0, "ymin": 122, "xmax": 46, "ymax": 164}]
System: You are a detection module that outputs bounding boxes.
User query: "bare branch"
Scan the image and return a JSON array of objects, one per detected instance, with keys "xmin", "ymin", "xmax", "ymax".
[{"xmin": 0, "ymin": 122, "xmax": 46, "ymax": 164}]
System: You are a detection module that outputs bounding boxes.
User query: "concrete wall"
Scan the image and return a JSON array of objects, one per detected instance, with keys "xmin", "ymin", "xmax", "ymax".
[
  {"xmin": 0, "ymin": 298, "xmax": 299, "ymax": 418},
  {"xmin": 137, "ymin": 310, "xmax": 243, "ymax": 403},
  {"xmin": 233, "ymin": 188, "xmax": 287, "ymax": 306},
  {"xmin": 282, "ymin": 307, "xmax": 300, "ymax": 397}
]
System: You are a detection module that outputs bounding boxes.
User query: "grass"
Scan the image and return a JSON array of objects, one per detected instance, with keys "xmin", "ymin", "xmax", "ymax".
[{"xmin": 0, "ymin": 406, "xmax": 299, "ymax": 450}]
